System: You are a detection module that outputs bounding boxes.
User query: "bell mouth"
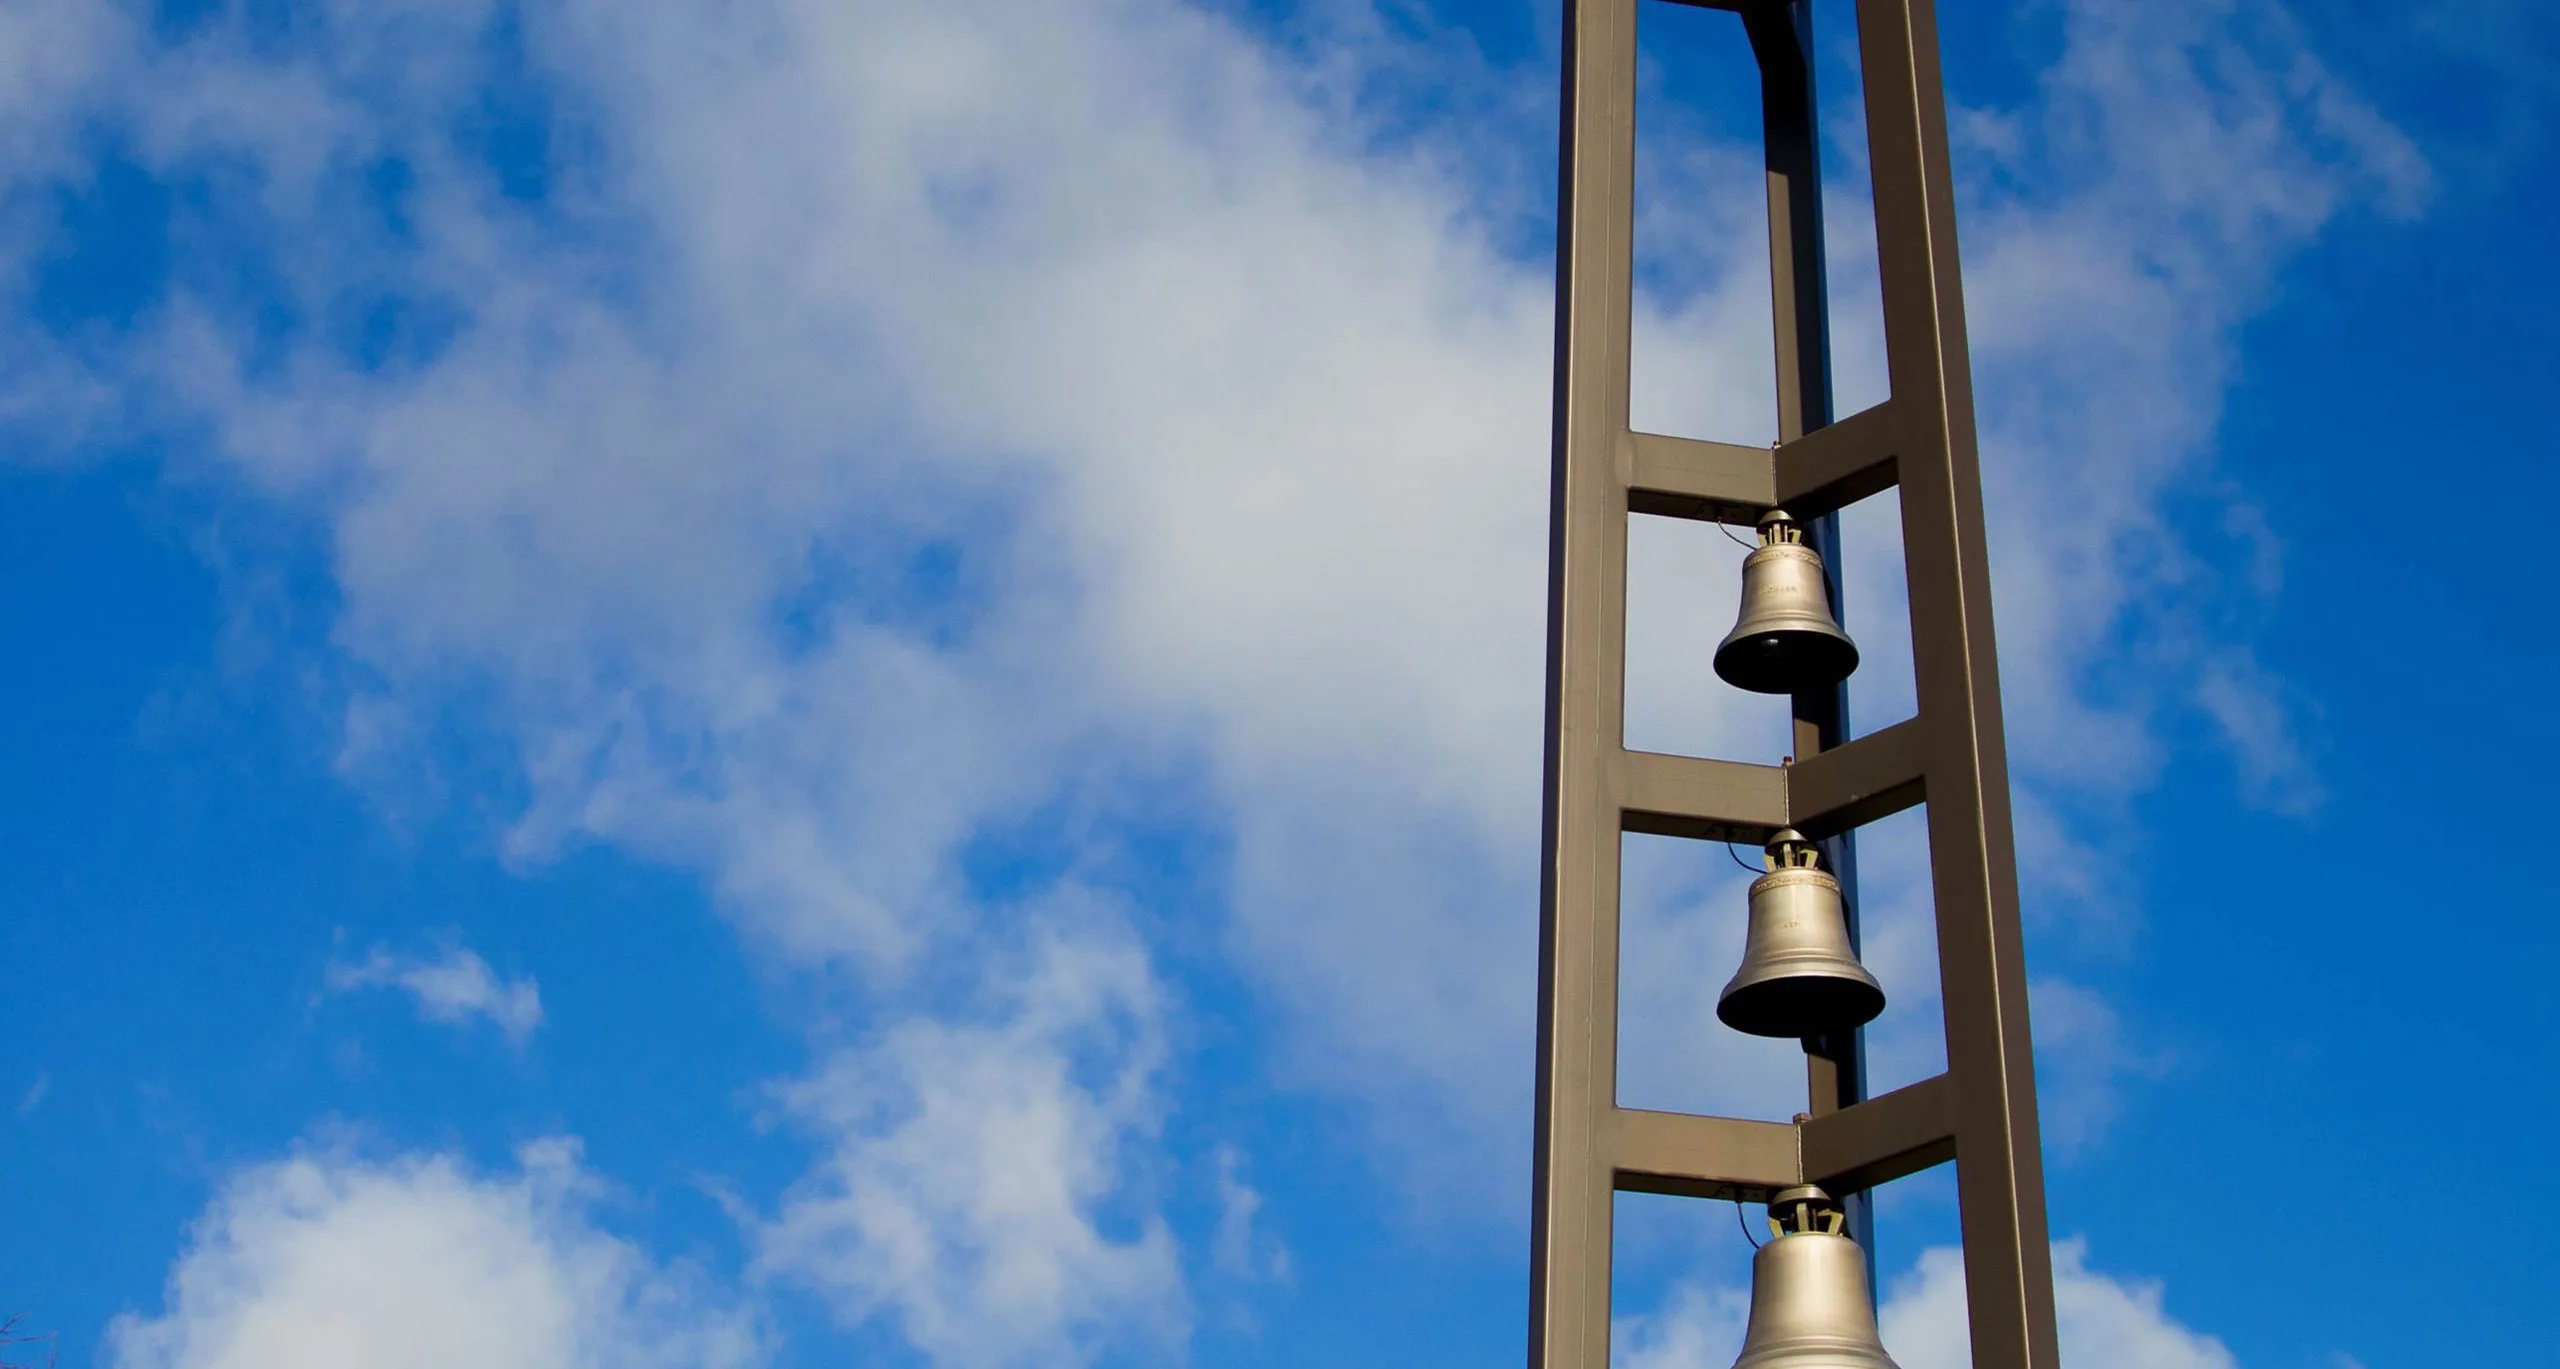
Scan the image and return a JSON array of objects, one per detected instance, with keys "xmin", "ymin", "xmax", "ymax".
[
  {"xmin": 1717, "ymin": 974, "xmax": 1886, "ymax": 1039},
  {"xmin": 1714, "ymin": 629, "xmax": 1860, "ymax": 695}
]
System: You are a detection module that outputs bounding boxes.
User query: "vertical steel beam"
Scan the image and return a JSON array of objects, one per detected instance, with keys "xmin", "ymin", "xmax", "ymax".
[
  {"xmin": 1528, "ymin": 0, "xmax": 1638, "ymax": 1361},
  {"xmin": 1851, "ymin": 0, "xmax": 2061, "ymax": 1361}
]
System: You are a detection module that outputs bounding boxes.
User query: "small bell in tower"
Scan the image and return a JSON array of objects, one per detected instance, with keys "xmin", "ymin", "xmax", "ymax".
[
  {"xmin": 1714, "ymin": 509, "xmax": 1859, "ymax": 695},
  {"xmin": 1717, "ymin": 829, "xmax": 1885, "ymax": 1040},
  {"xmin": 1730, "ymin": 1186, "xmax": 1902, "ymax": 1369}
]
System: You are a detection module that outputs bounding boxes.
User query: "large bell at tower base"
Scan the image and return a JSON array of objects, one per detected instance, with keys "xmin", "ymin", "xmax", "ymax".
[
  {"xmin": 1715, "ymin": 509, "xmax": 1859, "ymax": 696},
  {"xmin": 1731, "ymin": 1187, "xmax": 1903, "ymax": 1369}
]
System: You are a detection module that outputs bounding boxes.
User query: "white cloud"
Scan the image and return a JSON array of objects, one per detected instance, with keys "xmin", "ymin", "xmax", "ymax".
[
  {"xmin": 1882, "ymin": 1239, "xmax": 2239, "ymax": 1369},
  {"xmin": 326, "ymin": 941, "xmax": 545, "ymax": 1045},
  {"xmin": 756, "ymin": 918, "xmax": 1182, "ymax": 1369},
  {"xmin": 107, "ymin": 1139, "xmax": 760, "ymax": 1369},
  {"xmin": 1616, "ymin": 1281, "xmax": 1753, "ymax": 1369},
  {"xmin": 1617, "ymin": 1237, "xmax": 2236, "ymax": 1369}
]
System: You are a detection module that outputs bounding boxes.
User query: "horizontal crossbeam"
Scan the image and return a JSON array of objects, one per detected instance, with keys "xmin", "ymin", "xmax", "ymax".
[
  {"xmin": 1618, "ymin": 749, "xmax": 1791, "ymax": 842},
  {"xmin": 1626, "ymin": 400, "xmax": 1901, "ymax": 525},
  {"xmin": 1605, "ymin": 1073, "xmax": 1957, "ymax": 1205},
  {"xmin": 1628, "ymin": 431, "xmax": 1773, "ymax": 524},
  {"xmin": 1615, "ymin": 718, "xmax": 1926, "ymax": 844},
  {"xmin": 1801, "ymin": 1072, "xmax": 1958, "ymax": 1192},
  {"xmin": 1610, "ymin": 1107, "xmax": 1801, "ymax": 1201},
  {"xmin": 1775, "ymin": 400, "xmax": 1900, "ymax": 514},
  {"xmin": 1788, "ymin": 716, "xmax": 1927, "ymax": 836}
]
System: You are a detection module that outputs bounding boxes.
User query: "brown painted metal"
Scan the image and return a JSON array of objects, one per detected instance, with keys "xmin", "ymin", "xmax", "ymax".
[
  {"xmin": 1801, "ymin": 1073, "xmax": 1961, "ymax": 1194},
  {"xmin": 1529, "ymin": 0, "xmax": 2060, "ymax": 1365}
]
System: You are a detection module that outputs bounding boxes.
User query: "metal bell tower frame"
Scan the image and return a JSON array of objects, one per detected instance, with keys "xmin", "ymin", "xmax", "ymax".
[{"xmin": 1528, "ymin": 0, "xmax": 2061, "ymax": 1365}]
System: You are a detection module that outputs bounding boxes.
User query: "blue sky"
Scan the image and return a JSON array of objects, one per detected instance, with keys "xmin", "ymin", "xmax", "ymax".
[{"xmin": 2, "ymin": 1, "xmax": 2554, "ymax": 1366}]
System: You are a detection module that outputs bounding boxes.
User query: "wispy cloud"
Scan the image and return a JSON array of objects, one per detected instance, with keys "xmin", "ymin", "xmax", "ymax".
[
  {"xmin": 325, "ymin": 942, "xmax": 544, "ymax": 1045},
  {"xmin": 2024, "ymin": 979, "xmax": 2175, "ymax": 1155},
  {"xmin": 757, "ymin": 916, "xmax": 1181, "ymax": 1369},
  {"xmin": 1210, "ymin": 1145, "xmax": 1291, "ymax": 1284}
]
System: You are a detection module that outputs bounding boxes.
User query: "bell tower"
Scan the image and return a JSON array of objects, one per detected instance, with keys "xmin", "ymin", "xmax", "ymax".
[{"xmin": 1527, "ymin": 0, "xmax": 2062, "ymax": 1365}]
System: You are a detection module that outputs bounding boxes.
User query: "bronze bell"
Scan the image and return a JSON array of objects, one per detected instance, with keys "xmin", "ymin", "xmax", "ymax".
[
  {"xmin": 1731, "ymin": 1187, "xmax": 1901, "ymax": 1369},
  {"xmin": 1717, "ymin": 830, "xmax": 1885, "ymax": 1039},
  {"xmin": 1715, "ymin": 510, "xmax": 1859, "ymax": 695}
]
